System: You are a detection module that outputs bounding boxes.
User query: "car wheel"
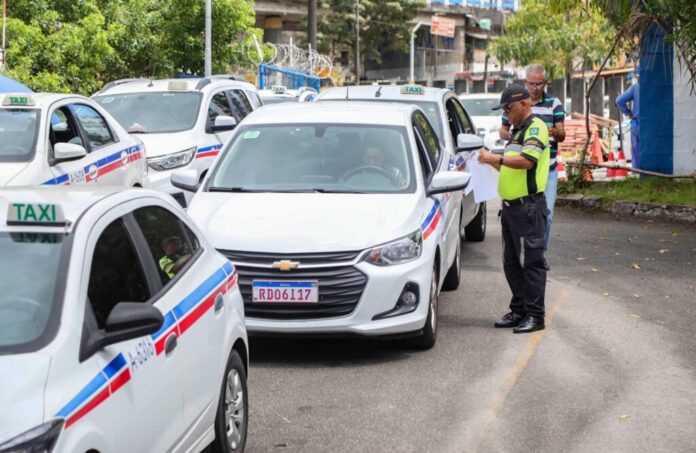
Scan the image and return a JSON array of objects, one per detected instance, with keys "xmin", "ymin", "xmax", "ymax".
[
  {"xmin": 464, "ymin": 201, "xmax": 486, "ymax": 242},
  {"xmin": 442, "ymin": 235, "xmax": 461, "ymax": 291},
  {"xmin": 212, "ymin": 349, "xmax": 248, "ymax": 453},
  {"xmin": 412, "ymin": 266, "xmax": 439, "ymax": 349}
]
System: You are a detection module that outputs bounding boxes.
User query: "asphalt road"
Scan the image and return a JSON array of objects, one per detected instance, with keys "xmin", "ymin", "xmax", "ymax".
[{"xmin": 245, "ymin": 204, "xmax": 696, "ymax": 453}]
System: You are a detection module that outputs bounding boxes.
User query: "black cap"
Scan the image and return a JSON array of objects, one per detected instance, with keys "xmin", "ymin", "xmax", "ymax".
[{"xmin": 492, "ymin": 84, "xmax": 530, "ymax": 110}]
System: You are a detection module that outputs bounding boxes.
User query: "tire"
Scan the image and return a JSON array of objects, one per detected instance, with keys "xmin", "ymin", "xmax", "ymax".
[
  {"xmin": 212, "ymin": 349, "xmax": 248, "ymax": 453},
  {"xmin": 412, "ymin": 266, "xmax": 439, "ymax": 349},
  {"xmin": 442, "ymin": 235, "xmax": 461, "ymax": 291},
  {"xmin": 464, "ymin": 201, "xmax": 487, "ymax": 242}
]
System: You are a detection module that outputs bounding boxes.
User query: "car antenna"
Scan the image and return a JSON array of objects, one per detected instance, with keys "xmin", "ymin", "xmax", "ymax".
[
  {"xmin": 375, "ymin": 86, "xmax": 382, "ymax": 98},
  {"xmin": 148, "ymin": 64, "xmax": 157, "ymax": 87}
]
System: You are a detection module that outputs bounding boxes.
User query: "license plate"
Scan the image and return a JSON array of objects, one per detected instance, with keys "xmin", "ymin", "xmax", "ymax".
[{"xmin": 252, "ymin": 280, "xmax": 319, "ymax": 303}]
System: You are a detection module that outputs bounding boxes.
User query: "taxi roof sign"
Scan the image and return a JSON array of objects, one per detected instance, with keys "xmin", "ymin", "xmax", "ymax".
[
  {"xmin": 271, "ymin": 85, "xmax": 287, "ymax": 94},
  {"xmin": 167, "ymin": 80, "xmax": 189, "ymax": 91},
  {"xmin": 400, "ymin": 85, "xmax": 424, "ymax": 95},
  {"xmin": 2, "ymin": 94, "xmax": 36, "ymax": 107},
  {"xmin": 7, "ymin": 202, "xmax": 67, "ymax": 227}
]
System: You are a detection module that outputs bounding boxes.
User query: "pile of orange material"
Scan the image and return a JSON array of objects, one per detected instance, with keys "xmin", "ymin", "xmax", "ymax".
[{"xmin": 557, "ymin": 119, "xmax": 599, "ymax": 157}]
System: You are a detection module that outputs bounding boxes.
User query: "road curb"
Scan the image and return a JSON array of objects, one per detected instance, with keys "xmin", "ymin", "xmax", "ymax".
[{"xmin": 556, "ymin": 195, "xmax": 696, "ymax": 223}]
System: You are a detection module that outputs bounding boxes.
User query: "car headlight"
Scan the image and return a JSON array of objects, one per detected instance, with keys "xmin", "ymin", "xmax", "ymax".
[
  {"xmin": 147, "ymin": 147, "xmax": 196, "ymax": 171},
  {"xmin": 0, "ymin": 419, "xmax": 63, "ymax": 453},
  {"xmin": 363, "ymin": 230, "xmax": 422, "ymax": 266}
]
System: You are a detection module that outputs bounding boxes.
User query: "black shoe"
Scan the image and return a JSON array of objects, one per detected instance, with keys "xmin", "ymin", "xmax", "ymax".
[
  {"xmin": 494, "ymin": 312, "xmax": 524, "ymax": 328},
  {"xmin": 544, "ymin": 258, "xmax": 550, "ymax": 272},
  {"xmin": 513, "ymin": 315, "xmax": 545, "ymax": 334}
]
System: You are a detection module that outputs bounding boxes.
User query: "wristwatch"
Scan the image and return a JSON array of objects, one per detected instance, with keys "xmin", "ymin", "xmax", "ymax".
[{"xmin": 499, "ymin": 156, "xmax": 504, "ymax": 166}]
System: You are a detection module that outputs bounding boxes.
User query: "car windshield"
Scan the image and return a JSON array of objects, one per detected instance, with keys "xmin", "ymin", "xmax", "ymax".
[
  {"xmin": 94, "ymin": 92, "xmax": 202, "ymax": 133},
  {"xmin": 210, "ymin": 124, "xmax": 415, "ymax": 193},
  {"xmin": 0, "ymin": 109, "xmax": 40, "ymax": 162},
  {"xmin": 260, "ymin": 96, "xmax": 298, "ymax": 105},
  {"xmin": 459, "ymin": 98, "xmax": 500, "ymax": 116},
  {"xmin": 0, "ymin": 232, "xmax": 68, "ymax": 353}
]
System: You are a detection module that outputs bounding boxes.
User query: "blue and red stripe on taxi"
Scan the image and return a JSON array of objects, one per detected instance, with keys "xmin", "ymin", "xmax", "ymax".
[
  {"xmin": 195, "ymin": 143, "xmax": 222, "ymax": 160},
  {"xmin": 151, "ymin": 261, "xmax": 237, "ymax": 355},
  {"xmin": 421, "ymin": 200, "xmax": 442, "ymax": 241},
  {"xmin": 42, "ymin": 145, "xmax": 144, "ymax": 185},
  {"xmin": 55, "ymin": 262, "xmax": 237, "ymax": 428}
]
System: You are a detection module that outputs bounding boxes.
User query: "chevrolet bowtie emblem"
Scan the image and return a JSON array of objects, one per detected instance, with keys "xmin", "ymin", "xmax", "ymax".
[{"xmin": 272, "ymin": 260, "xmax": 300, "ymax": 271}]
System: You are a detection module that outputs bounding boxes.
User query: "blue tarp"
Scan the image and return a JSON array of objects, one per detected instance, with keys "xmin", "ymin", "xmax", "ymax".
[{"xmin": 0, "ymin": 75, "xmax": 32, "ymax": 93}]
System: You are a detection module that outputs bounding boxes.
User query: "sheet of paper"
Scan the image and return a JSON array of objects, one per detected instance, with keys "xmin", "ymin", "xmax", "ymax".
[{"xmin": 465, "ymin": 152, "xmax": 499, "ymax": 203}]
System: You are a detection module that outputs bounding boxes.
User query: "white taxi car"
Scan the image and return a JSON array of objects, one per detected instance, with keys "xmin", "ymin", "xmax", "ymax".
[
  {"xmin": 0, "ymin": 93, "xmax": 147, "ymax": 188},
  {"xmin": 93, "ymin": 77, "xmax": 261, "ymax": 206},
  {"xmin": 317, "ymin": 84, "xmax": 487, "ymax": 242},
  {"xmin": 258, "ymin": 85, "xmax": 318, "ymax": 105},
  {"xmin": 458, "ymin": 92, "xmax": 506, "ymax": 154},
  {"xmin": 0, "ymin": 188, "xmax": 248, "ymax": 453},
  {"xmin": 172, "ymin": 102, "xmax": 482, "ymax": 348}
]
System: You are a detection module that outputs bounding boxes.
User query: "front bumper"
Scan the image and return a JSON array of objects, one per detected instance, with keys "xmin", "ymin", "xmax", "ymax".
[{"xmin": 244, "ymin": 256, "xmax": 433, "ymax": 336}]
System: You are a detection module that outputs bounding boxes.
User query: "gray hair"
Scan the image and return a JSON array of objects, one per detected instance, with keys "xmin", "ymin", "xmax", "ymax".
[{"xmin": 525, "ymin": 64, "xmax": 547, "ymax": 80}]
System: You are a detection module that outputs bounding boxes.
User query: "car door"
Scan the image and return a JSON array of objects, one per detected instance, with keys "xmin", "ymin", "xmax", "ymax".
[
  {"xmin": 445, "ymin": 96, "xmax": 479, "ymax": 223},
  {"xmin": 413, "ymin": 110, "xmax": 459, "ymax": 273},
  {"xmin": 80, "ymin": 210, "xmax": 184, "ymax": 452},
  {"xmin": 205, "ymin": 90, "xmax": 236, "ymax": 152},
  {"xmin": 48, "ymin": 102, "xmax": 123, "ymax": 186},
  {"xmin": 131, "ymin": 204, "xmax": 231, "ymax": 444}
]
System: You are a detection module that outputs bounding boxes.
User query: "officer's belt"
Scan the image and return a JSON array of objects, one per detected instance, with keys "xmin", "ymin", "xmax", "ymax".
[{"xmin": 502, "ymin": 192, "xmax": 545, "ymax": 207}]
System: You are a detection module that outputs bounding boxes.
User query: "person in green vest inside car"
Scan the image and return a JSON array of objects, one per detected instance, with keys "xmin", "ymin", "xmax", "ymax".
[
  {"xmin": 159, "ymin": 236, "xmax": 192, "ymax": 279},
  {"xmin": 477, "ymin": 84, "xmax": 550, "ymax": 334}
]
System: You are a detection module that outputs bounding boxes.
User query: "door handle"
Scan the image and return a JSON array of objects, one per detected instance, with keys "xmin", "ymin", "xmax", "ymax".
[
  {"xmin": 164, "ymin": 334, "xmax": 178, "ymax": 354},
  {"xmin": 214, "ymin": 293, "xmax": 225, "ymax": 312}
]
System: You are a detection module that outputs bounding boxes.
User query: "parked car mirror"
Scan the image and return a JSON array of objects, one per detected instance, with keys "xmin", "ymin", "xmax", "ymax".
[
  {"xmin": 427, "ymin": 170, "xmax": 470, "ymax": 196},
  {"xmin": 171, "ymin": 169, "xmax": 201, "ymax": 192},
  {"xmin": 211, "ymin": 115, "xmax": 237, "ymax": 132},
  {"xmin": 53, "ymin": 142, "xmax": 87, "ymax": 162},
  {"xmin": 456, "ymin": 133, "xmax": 484, "ymax": 152}
]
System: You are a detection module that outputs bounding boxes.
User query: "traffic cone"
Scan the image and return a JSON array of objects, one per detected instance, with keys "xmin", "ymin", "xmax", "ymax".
[
  {"xmin": 557, "ymin": 155, "xmax": 568, "ymax": 182},
  {"xmin": 606, "ymin": 150, "xmax": 617, "ymax": 178},
  {"xmin": 616, "ymin": 149, "xmax": 629, "ymax": 178}
]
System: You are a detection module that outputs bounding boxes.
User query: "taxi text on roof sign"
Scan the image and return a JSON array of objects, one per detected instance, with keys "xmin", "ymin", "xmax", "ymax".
[
  {"xmin": 7, "ymin": 203, "xmax": 67, "ymax": 226},
  {"xmin": 400, "ymin": 85, "xmax": 424, "ymax": 95},
  {"xmin": 2, "ymin": 94, "xmax": 36, "ymax": 106},
  {"xmin": 271, "ymin": 85, "xmax": 287, "ymax": 94}
]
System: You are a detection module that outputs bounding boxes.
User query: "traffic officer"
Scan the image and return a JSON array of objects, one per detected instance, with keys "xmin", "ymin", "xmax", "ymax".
[{"xmin": 478, "ymin": 85, "xmax": 550, "ymax": 333}]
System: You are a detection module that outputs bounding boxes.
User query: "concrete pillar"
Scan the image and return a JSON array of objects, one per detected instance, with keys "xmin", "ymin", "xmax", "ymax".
[
  {"xmin": 606, "ymin": 76, "xmax": 624, "ymax": 121},
  {"xmin": 548, "ymin": 79, "xmax": 565, "ymax": 106},
  {"xmin": 570, "ymin": 77, "xmax": 585, "ymax": 115},
  {"xmin": 589, "ymin": 77, "xmax": 605, "ymax": 117}
]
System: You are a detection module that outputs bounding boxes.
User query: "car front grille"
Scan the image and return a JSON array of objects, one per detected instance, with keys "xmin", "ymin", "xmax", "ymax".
[
  {"xmin": 219, "ymin": 249, "xmax": 361, "ymax": 266},
  {"xmin": 220, "ymin": 252, "xmax": 368, "ymax": 320}
]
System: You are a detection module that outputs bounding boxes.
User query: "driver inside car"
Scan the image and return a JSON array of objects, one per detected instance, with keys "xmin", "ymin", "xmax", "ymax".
[{"xmin": 342, "ymin": 145, "xmax": 407, "ymax": 188}]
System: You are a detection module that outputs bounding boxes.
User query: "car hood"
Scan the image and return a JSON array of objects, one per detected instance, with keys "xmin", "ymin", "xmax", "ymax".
[
  {"xmin": 471, "ymin": 116, "xmax": 501, "ymax": 132},
  {"xmin": 0, "ymin": 163, "xmax": 29, "ymax": 186},
  {"xmin": 0, "ymin": 353, "xmax": 51, "ymax": 443},
  {"xmin": 188, "ymin": 193, "xmax": 422, "ymax": 253},
  {"xmin": 133, "ymin": 132, "xmax": 198, "ymax": 159}
]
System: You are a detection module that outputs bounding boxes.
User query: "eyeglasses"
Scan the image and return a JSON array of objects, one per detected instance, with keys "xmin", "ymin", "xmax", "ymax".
[
  {"xmin": 503, "ymin": 101, "xmax": 518, "ymax": 113},
  {"xmin": 525, "ymin": 81, "xmax": 546, "ymax": 88}
]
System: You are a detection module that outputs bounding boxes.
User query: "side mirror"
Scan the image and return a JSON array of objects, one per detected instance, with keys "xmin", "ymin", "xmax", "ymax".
[
  {"xmin": 171, "ymin": 169, "xmax": 201, "ymax": 192},
  {"xmin": 79, "ymin": 302, "xmax": 163, "ymax": 361},
  {"xmin": 52, "ymin": 122, "xmax": 68, "ymax": 132},
  {"xmin": 456, "ymin": 133, "xmax": 485, "ymax": 152},
  {"xmin": 428, "ymin": 170, "xmax": 471, "ymax": 196},
  {"xmin": 54, "ymin": 142, "xmax": 87, "ymax": 162},
  {"xmin": 211, "ymin": 115, "xmax": 237, "ymax": 132}
]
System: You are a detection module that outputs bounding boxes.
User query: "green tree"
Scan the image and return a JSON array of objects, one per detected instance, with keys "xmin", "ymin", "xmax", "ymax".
[
  {"xmin": 3, "ymin": 0, "xmax": 260, "ymax": 94},
  {"xmin": 315, "ymin": 0, "xmax": 426, "ymax": 71},
  {"xmin": 488, "ymin": 0, "xmax": 615, "ymax": 80}
]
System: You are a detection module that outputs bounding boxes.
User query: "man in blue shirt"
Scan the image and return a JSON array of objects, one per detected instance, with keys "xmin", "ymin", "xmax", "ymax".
[{"xmin": 615, "ymin": 65, "xmax": 640, "ymax": 169}]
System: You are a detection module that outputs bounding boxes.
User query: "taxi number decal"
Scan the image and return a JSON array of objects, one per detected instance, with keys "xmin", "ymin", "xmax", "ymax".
[
  {"xmin": 69, "ymin": 169, "xmax": 86, "ymax": 185},
  {"xmin": 128, "ymin": 338, "xmax": 155, "ymax": 372}
]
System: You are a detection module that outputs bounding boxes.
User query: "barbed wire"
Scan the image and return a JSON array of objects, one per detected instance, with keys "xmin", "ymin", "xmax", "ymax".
[{"xmin": 245, "ymin": 40, "xmax": 333, "ymax": 79}]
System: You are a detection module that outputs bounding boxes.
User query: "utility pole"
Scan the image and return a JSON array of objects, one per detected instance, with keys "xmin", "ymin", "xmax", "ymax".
[
  {"xmin": 410, "ymin": 22, "xmax": 425, "ymax": 83},
  {"xmin": 354, "ymin": 0, "xmax": 360, "ymax": 84},
  {"xmin": 1, "ymin": 0, "xmax": 6, "ymax": 71},
  {"xmin": 308, "ymin": 0, "xmax": 317, "ymax": 51},
  {"xmin": 204, "ymin": 0, "xmax": 212, "ymax": 77}
]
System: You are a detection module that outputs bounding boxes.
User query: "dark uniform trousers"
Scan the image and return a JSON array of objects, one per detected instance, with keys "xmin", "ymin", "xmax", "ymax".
[{"xmin": 501, "ymin": 193, "xmax": 547, "ymax": 318}]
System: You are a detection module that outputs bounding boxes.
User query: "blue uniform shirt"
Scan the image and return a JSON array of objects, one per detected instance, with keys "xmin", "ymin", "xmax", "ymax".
[{"xmin": 615, "ymin": 82, "xmax": 640, "ymax": 134}]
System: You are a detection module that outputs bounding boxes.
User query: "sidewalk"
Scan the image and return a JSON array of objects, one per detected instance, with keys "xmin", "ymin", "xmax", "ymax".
[{"xmin": 556, "ymin": 193, "xmax": 696, "ymax": 223}]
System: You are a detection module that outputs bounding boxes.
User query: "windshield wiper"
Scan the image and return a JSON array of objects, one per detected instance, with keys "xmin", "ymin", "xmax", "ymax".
[
  {"xmin": 208, "ymin": 186, "xmax": 256, "ymax": 192},
  {"xmin": 311, "ymin": 188, "xmax": 368, "ymax": 194}
]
